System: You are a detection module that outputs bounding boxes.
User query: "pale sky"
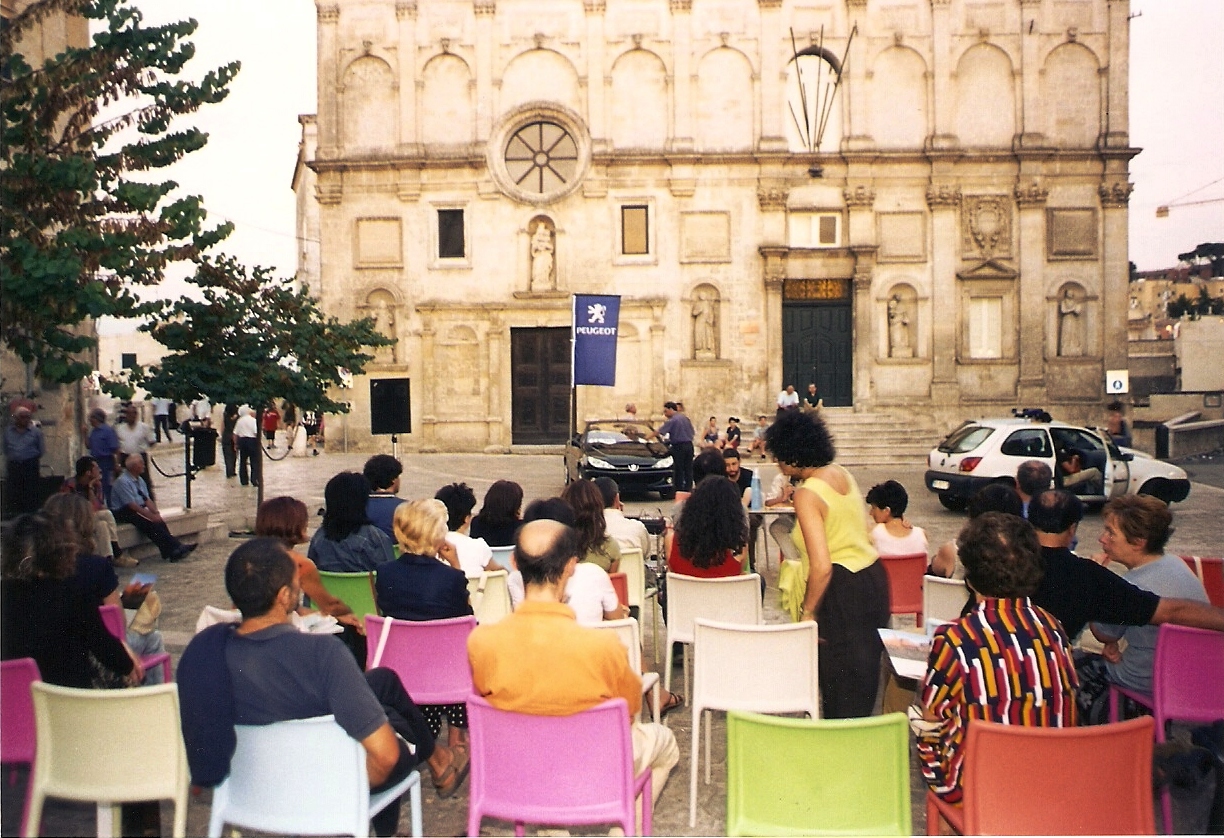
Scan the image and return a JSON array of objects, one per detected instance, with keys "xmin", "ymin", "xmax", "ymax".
[{"xmin": 101, "ymin": 0, "xmax": 1222, "ymax": 335}]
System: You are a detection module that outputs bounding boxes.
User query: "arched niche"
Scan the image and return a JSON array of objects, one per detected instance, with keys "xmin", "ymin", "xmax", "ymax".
[
  {"xmin": 1049, "ymin": 280, "xmax": 1096, "ymax": 359},
  {"xmin": 363, "ymin": 287, "xmax": 400, "ymax": 364},
  {"xmin": 438, "ymin": 323, "xmax": 481, "ymax": 398},
  {"xmin": 870, "ymin": 46, "xmax": 927, "ymax": 150},
  {"xmin": 696, "ymin": 48, "xmax": 754, "ymax": 152},
  {"xmin": 421, "ymin": 53, "xmax": 474, "ymax": 147},
  {"xmin": 881, "ymin": 282, "xmax": 920, "ymax": 360},
  {"xmin": 954, "ymin": 44, "xmax": 1015, "ymax": 148},
  {"xmin": 342, "ymin": 55, "xmax": 397, "ymax": 151},
  {"xmin": 500, "ymin": 49, "xmax": 581, "ymax": 118},
  {"xmin": 1042, "ymin": 43, "xmax": 1100, "ymax": 148},
  {"xmin": 527, "ymin": 215, "xmax": 556, "ymax": 292},
  {"xmin": 784, "ymin": 48, "xmax": 843, "ymax": 154},
  {"xmin": 609, "ymin": 49, "xmax": 668, "ymax": 150},
  {"xmin": 689, "ymin": 282, "xmax": 722, "ymax": 359}
]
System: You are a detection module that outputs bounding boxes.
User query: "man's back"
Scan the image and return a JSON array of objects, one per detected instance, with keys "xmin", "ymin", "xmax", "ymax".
[
  {"xmin": 1034, "ymin": 545, "xmax": 1159, "ymax": 640},
  {"xmin": 604, "ymin": 508, "xmax": 651, "ymax": 559}
]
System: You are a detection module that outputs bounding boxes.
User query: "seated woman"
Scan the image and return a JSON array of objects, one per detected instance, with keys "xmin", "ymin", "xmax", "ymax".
[
  {"xmin": 865, "ymin": 480, "xmax": 928, "ymax": 558},
  {"xmin": 375, "ymin": 499, "xmax": 472, "ymax": 748},
  {"xmin": 665, "ymin": 476, "xmax": 748, "ymax": 579},
  {"xmin": 560, "ymin": 479, "xmax": 621, "ymax": 573},
  {"xmin": 1077, "ymin": 495, "xmax": 1209, "ymax": 724},
  {"xmin": 434, "ymin": 482, "xmax": 493, "ymax": 578},
  {"xmin": 915, "ymin": 512, "xmax": 1078, "ymax": 803},
  {"xmin": 469, "ymin": 479, "xmax": 523, "ymax": 548},
  {"xmin": 61, "ymin": 455, "xmax": 135, "ymax": 567},
  {"xmin": 308, "ymin": 472, "xmax": 395, "ymax": 572}
]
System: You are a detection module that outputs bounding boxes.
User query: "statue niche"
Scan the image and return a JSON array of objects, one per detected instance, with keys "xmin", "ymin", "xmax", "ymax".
[
  {"xmin": 363, "ymin": 289, "xmax": 399, "ymax": 365},
  {"xmin": 691, "ymin": 284, "xmax": 720, "ymax": 359},
  {"xmin": 885, "ymin": 284, "xmax": 918, "ymax": 359},
  {"xmin": 1057, "ymin": 283, "xmax": 1085, "ymax": 357},
  {"xmin": 529, "ymin": 217, "xmax": 555, "ymax": 292}
]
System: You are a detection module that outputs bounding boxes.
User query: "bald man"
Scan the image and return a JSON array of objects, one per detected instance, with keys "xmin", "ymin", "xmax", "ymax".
[{"xmin": 109, "ymin": 455, "xmax": 195, "ymax": 562}]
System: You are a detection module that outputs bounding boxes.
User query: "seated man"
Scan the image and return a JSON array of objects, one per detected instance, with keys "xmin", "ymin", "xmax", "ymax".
[
  {"xmin": 1015, "ymin": 459, "xmax": 1053, "ymax": 518},
  {"xmin": 765, "ymin": 472, "xmax": 800, "ymax": 562},
  {"xmin": 468, "ymin": 519, "xmax": 678, "ymax": 805},
  {"xmin": 1056, "ymin": 448, "xmax": 1102, "ymax": 495},
  {"xmin": 595, "ymin": 476, "xmax": 652, "ymax": 562},
  {"xmin": 364, "ymin": 454, "xmax": 404, "ymax": 538},
  {"xmin": 108, "ymin": 454, "xmax": 195, "ymax": 562},
  {"xmin": 178, "ymin": 539, "xmax": 468, "ymax": 836}
]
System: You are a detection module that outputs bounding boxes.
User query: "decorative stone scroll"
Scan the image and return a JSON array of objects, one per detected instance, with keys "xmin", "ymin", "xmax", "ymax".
[
  {"xmin": 925, "ymin": 184, "xmax": 962, "ymax": 208},
  {"xmin": 962, "ymin": 195, "xmax": 1012, "ymax": 260},
  {"xmin": 757, "ymin": 186, "xmax": 788, "ymax": 211},
  {"xmin": 1099, "ymin": 181, "xmax": 1134, "ymax": 207},
  {"xmin": 843, "ymin": 185, "xmax": 876, "ymax": 208},
  {"xmin": 1014, "ymin": 181, "xmax": 1049, "ymax": 206}
]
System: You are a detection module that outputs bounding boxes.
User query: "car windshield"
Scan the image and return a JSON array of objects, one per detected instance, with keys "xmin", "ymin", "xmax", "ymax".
[
  {"xmin": 582, "ymin": 421, "xmax": 666, "ymax": 454},
  {"xmin": 938, "ymin": 424, "xmax": 993, "ymax": 454}
]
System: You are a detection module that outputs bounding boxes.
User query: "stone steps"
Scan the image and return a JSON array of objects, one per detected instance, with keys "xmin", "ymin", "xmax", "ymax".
[
  {"xmin": 816, "ymin": 409, "xmax": 936, "ymax": 467},
  {"xmin": 116, "ymin": 508, "xmax": 221, "ymax": 563}
]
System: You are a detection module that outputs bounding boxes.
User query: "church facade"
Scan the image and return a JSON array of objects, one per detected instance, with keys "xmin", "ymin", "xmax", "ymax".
[{"xmin": 295, "ymin": 0, "xmax": 1134, "ymax": 452}]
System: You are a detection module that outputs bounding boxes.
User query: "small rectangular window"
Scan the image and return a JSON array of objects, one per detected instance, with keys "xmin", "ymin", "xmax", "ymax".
[
  {"xmin": 121, "ymin": 353, "xmax": 137, "ymax": 369},
  {"xmin": 437, "ymin": 209, "xmax": 465, "ymax": 259},
  {"xmin": 818, "ymin": 215, "xmax": 838, "ymax": 246},
  {"xmin": 622, "ymin": 205, "xmax": 649, "ymax": 255},
  {"xmin": 787, "ymin": 212, "xmax": 840, "ymax": 248},
  {"xmin": 968, "ymin": 297, "xmax": 1003, "ymax": 359}
]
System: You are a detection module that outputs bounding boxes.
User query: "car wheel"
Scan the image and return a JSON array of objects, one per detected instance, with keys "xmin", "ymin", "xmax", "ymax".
[
  {"xmin": 1138, "ymin": 478, "xmax": 1186, "ymax": 504},
  {"xmin": 938, "ymin": 493, "xmax": 967, "ymax": 512}
]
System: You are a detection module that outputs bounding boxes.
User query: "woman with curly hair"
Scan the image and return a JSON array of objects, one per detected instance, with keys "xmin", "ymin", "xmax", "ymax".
[
  {"xmin": 560, "ymin": 479, "xmax": 621, "ymax": 573},
  {"xmin": 665, "ymin": 476, "xmax": 748, "ymax": 578},
  {"xmin": 765, "ymin": 408, "xmax": 890, "ymax": 718},
  {"xmin": 469, "ymin": 479, "xmax": 524, "ymax": 547}
]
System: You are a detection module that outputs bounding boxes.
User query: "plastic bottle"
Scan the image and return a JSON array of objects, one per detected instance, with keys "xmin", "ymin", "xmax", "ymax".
[{"xmin": 750, "ymin": 471, "xmax": 763, "ymax": 511}]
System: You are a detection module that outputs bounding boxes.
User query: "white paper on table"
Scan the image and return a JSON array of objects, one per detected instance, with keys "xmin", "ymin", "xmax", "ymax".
[{"xmin": 878, "ymin": 627, "xmax": 932, "ymax": 681}]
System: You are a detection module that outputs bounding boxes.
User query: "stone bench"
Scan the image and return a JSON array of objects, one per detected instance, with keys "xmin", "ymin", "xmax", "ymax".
[{"xmin": 116, "ymin": 507, "xmax": 220, "ymax": 562}]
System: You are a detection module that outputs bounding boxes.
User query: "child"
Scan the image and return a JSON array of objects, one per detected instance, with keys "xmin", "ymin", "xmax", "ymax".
[{"xmin": 748, "ymin": 414, "xmax": 769, "ymax": 460}]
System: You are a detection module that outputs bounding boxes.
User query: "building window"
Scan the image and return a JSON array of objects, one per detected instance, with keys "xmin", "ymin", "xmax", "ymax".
[
  {"xmin": 788, "ymin": 212, "xmax": 841, "ymax": 248},
  {"xmin": 968, "ymin": 296, "xmax": 1003, "ymax": 359},
  {"xmin": 437, "ymin": 209, "xmax": 465, "ymax": 259},
  {"xmin": 621, "ymin": 205, "xmax": 649, "ymax": 255},
  {"xmin": 504, "ymin": 121, "xmax": 578, "ymax": 195},
  {"xmin": 121, "ymin": 353, "xmax": 137, "ymax": 369}
]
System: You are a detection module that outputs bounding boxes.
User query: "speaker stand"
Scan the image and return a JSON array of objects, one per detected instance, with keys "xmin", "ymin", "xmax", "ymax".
[{"xmin": 390, "ymin": 434, "xmax": 399, "ymax": 460}]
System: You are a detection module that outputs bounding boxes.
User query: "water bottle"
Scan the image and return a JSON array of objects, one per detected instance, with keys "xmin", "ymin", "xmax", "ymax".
[{"xmin": 750, "ymin": 472, "xmax": 763, "ymax": 511}]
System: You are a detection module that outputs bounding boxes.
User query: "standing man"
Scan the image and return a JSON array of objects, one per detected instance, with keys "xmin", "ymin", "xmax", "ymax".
[
  {"xmin": 234, "ymin": 406, "xmax": 260, "ymax": 487},
  {"xmin": 647, "ymin": 401, "xmax": 695, "ymax": 493},
  {"xmin": 776, "ymin": 384, "xmax": 800, "ymax": 416},
  {"xmin": 220, "ymin": 403, "xmax": 239, "ymax": 479},
  {"xmin": 468, "ymin": 520, "xmax": 678, "ymax": 806},
  {"xmin": 723, "ymin": 448, "xmax": 761, "ymax": 570},
  {"xmin": 83, "ymin": 408, "xmax": 121, "ymax": 503},
  {"xmin": 116, "ymin": 403, "xmax": 157, "ymax": 499},
  {"xmin": 4, "ymin": 406, "xmax": 45, "ymax": 514},
  {"xmin": 109, "ymin": 454, "xmax": 195, "ymax": 562},
  {"xmin": 151, "ymin": 397, "xmax": 175, "ymax": 443}
]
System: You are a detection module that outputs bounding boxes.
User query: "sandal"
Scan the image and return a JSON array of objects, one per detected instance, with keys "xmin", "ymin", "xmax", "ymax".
[
  {"xmin": 659, "ymin": 690, "xmax": 684, "ymax": 717},
  {"xmin": 432, "ymin": 746, "xmax": 470, "ymax": 799}
]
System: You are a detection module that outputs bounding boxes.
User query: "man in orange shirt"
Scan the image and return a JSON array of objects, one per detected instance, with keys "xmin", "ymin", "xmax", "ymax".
[{"xmin": 468, "ymin": 519, "xmax": 678, "ymax": 805}]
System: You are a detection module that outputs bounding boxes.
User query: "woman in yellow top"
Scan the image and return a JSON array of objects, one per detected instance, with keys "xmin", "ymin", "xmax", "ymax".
[{"xmin": 765, "ymin": 408, "xmax": 891, "ymax": 718}]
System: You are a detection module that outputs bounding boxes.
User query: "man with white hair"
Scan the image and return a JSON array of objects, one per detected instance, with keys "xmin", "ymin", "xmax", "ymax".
[
  {"xmin": 109, "ymin": 454, "xmax": 195, "ymax": 562},
  {"xmin": 234, "ymin": 406, "xmax": 260, "ymax": 487},
  {"xmin": 4, "ymin": 405, "xmax": 44, "ymax": 514}
]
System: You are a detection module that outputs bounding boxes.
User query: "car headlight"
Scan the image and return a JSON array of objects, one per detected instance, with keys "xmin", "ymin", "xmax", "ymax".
[
  {"xmin": 584, "ymin": 456, "xmax": 614, "ymax": 470},
  {"xmin": 657, "ymin": 456, "xmax": 673, "ymax": 468}
]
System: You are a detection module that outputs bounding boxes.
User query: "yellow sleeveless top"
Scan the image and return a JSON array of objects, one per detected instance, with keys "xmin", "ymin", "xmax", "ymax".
[{"xmin": 790, "ymin": 467, "xmax": 878, "ymax": 574}]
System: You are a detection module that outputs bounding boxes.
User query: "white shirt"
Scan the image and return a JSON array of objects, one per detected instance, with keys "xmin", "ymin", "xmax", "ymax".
[
  {"xmin": 777, "ymin": 390, "xmax": 800, "ymax": 409},
  {"xmin": 192, "ymin": 399, "xmax": 211, "ymax": 421},
  {"xmin": 870, "ymin": 523, "xmax": 929, "ymax": 557},
  {"xmin": 507, "ymin": 563, "xmax": 618, "ymax": 626},
  {"xmin": 116, "ymin": 421, "xmax": 155, "ymax": 455},
  {"xmin": 234, "ymin": 414, "xmax": 258, "ymax": 438},
  {"xmin": 152, "ymin": 398, "xmax": 172, "ymax": 416},
  {"xmin": 604, "ymin": 508, "xmax": 652, "ymax": 559},
  {"xmin": 446, "ymin": 531, "xmax": 493, "ymax": 578}
]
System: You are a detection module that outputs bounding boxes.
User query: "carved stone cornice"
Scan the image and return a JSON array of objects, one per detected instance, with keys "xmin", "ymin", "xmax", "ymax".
[
  {"xmin": 930, "ymin": 0, "xmax": 952, "ymax": 7},
  {"xmin": 1020, "ymin": 0, "xmax": 1041, "ymax": 6},
  {"xmin": 843, "ymin": 185, "xmax": 876, "ymax": 208},
  {"xmin": 846, "ymin": 0, "xmax": 867, "ymax": 8},
  {"xmin": 669, "ymin": 0, "xmax": 692, "ymax": 12},
  {"xmin": 925, "ymin": 184, "xmax": 962, "ymax": 208},
  {"xmin": 315, "ymin": 181, "xmax": 343, "ymax": 206},
  {"xmin": 1014, "ymin": 180, "xmax": 1049, "ymax": 207},
  {"xmin": 757, "ymin": 0, "xmax": 784, "ymax": 8},
  {"xmin": 584, "ymin": 0, "xmax": 606, "ymax": 11},
  {"xmin": 318, "ymin": 4, "xmax": 339, "ymax": 24},
  {"xmin": 759, "ymin": 245, "xmax": 788, "ymax": 287},
  {"xmin": 1099, "ymin": 181, "xmax": 1134, "ymax": 207},
  {"xmin": 757, "ymin": 186, "xmax": 789, "ymax": 211},
  {"xmin": 474, "ymin": 0, "xmax": 496, "ymax": 16},
  {"xmin": 395, "ymin": 1, "xmax": 417, "ymax": 20}
]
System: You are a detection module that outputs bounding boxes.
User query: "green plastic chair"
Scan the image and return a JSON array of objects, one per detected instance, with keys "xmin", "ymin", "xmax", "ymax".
[
  {"xmin": 316, "ymin": 570, "xmax": 380, "ymax": 618},
  {"xmin": 725, "ymin": 710, "xmax": 911, "ymax": 837}
]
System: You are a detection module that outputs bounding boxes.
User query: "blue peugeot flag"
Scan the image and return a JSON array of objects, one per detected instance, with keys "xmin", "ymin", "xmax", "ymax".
[{"xmin": 572, "ymin": 294, "xmax": 620, "ymax": 386}]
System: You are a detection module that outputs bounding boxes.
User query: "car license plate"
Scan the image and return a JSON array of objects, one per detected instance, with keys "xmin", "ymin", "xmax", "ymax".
[{"xmin": 931, "ymin": 479, "xmax": 950, "ymax": 490}]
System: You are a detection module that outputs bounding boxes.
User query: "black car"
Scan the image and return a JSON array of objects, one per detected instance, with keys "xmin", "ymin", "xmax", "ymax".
[{"xmin": 563, "ymin": 420, "xmax": 676, "ymax": 499}]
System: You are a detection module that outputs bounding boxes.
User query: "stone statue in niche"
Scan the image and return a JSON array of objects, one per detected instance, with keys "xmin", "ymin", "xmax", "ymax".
[
  {"xmin": 1058, "ymin": 287, "xmax": 1084, "ymax": 357},
  {"xmin": 365, "ymin": 292, "xmax": 398, "ymax": 364},
  {"xmin": 530, "ymin": 220, "xmax": 555, "ymax": 291},
  {"xmin": 692, "ymin": 288, "xmax": 718, "ymax": 358},
  {"xmin": 888, "ymin": 295, "xmax": 913, "ymax": 359}
]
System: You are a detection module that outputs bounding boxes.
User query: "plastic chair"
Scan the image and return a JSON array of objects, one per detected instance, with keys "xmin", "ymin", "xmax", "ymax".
[
  {"xmin": 466, "ymin": 694, "xmax": 651, "ymax": 836},
  {"xmin": 1108, "ymin": 623, "xmax": 1224, "ymax": 833},
  {"xmin": 25, "ymin": 682, "xmax": 189, "ymax": 838},
  {"xmin": 591, "ymin": 617, "xmax": 661, "ymax": 723},
  {"xmin": 619, "ymin": 548, "xmax": 661, "ymax": 663},
  {"xmin": 99, "ymin": 603, "xmax": 171, "ymax": 683},
  {"xmin": 609, "ymin": 571, "xmax": 630, "ymax": 609},
  {"xmin": 922, "ymin": 575, "xmax": 968, "ymax": 626},
  {"xmin": 1179, "ymin": 555, "xmax": 1224, "ymax": 607},
  {"xmin": 878, "ymin": 553, "xmax": 926, "ymax": 625},
  {"xmin": 467, "ymin": 569, "xmax": 513, "ymax": 624},
  {"xmin": 208, "ymin": 714, "xmax": 421, "ymax": 838},
  {"xmin": 2, "ymin": 658, "xmax": 40, "ymax": 829},
  {"xmin": 317, "ymin": 570, "xmax": 379, "ymax": 618},
  {"xmin": 663, "ymin": 573, "xmax": 762, "ymax": 705},
  {"xmin": 688, "ymin": 618, "xmax": 820, "ymax": 827},
  {"xmin": 366, "ymin": 614, "xmax": 476, "ymax": 705},
  {"xmin": 926, "ymin": 717, "xmax": 1155, "ymax": 836},
  {"xmin": 488, "ymin": 545, "xmax": 515, "ymax": 570},
  {"xmin": 726, "ymin": 710, "xmax": 911, "ymax": 836}
]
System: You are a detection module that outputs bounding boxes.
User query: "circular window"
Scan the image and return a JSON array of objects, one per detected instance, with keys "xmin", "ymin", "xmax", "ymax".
[{"xmin": 504, "ymin": 121, "xmax": 579, "ymax": 195}]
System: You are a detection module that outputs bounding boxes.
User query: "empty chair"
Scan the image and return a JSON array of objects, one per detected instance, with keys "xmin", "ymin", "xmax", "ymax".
[
  {"xmin": 1179, "ymin": 555, "xmax": 1224, "ymax": 607},
  {"xmin": 366, "ymin": 615, "xmax": 476, "ymax": 706},
  {"xmin": 467, "ymin": 569, "xmax": 513, "ymax": 624},
  {"xmin": 609, "ymin": 572, "xmax": 630, "ymax": 610},
  {"xmin": 591, "ymin": 617, "xmax": 661, "ymax": 723},
  {"xmin": 208, "ymin": 715, "xmax": 421, "ymax": 838},
  {"xmin": 2, "ymin": 658, "xmax": 40, "ymax": 828},
  {"xmin": 926, "ymin": 717, "xmax": 1155, "ymax": 836},
  {"xmin": 488, "ymin": 545, "xmax": 514, "ymax": 570},
  {"xmin": 663, "ymin": 573, "xmax": 762, "ymax": 704},
  {"xmin": 98, "ymin": 604, "xmax": 171, "ymax": 683},
  {"xmin": 1109, "ymin": 623, "xmax": 1224, "ymax": 833},
  {"xmin": 878, "ymin": 553, "xmax": 926, "ymax": 626},
  {"xmin": 466, "ymin": 694, "xmax": 651, "ymax": 836},
  {"xmin": 25, "ymin": 682, "xmax": 189, "ymax": 838},
  {"xmin": 317, "ymin": 570, "xmax": 379, "ymax": 619},
  {"xmin": 726, "ymin": 710, "xmax": 911, "ymax": 837},
  {"xmin": 922, "ymin": 575, "xmax": 969, "ymax": 626},
  {"xmin": 688, "ymin": 619, "xmax": 820, "ymax": 827},
  {"xmin": 619, "ymin": 547, "xmax": 661, "ymax": 662}
]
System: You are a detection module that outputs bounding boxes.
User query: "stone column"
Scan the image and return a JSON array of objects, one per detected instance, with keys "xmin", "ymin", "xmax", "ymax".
[
  {"xmin": 926, "ymin": 184, "xmax": 961, "ymax": 399},
  {"xmin": 844, "ymin": 0, "xmax": 870, "ymax": 150},
  {"xmin": 757, "ymin": 0, "xmax": 785, "ymax": 151},
  {"xmin": 1103, "ymin": 0, "xmax": 1130, "ymax": 149},
  {"xmin": 670, "ymin": 0, "xmax": 694, "ymax": 151},
  {"xmin": 759, "ymin": 244, "xmax": 788, "ymax": 397},
  {"xmin": 650, "ymin": 317, "xmax": 667, "ymax": 409},
  {"xmin": 584, "ymin": 1, "xmax": 607, "ymax": 147},
  {"xmin": 851, "ymin": 246, "xmax": 878, "ymax": 406},
  {"xmin": 419, "ymin": 320, "xmax": 437, "ymax": 451},
  {"xmin": 1099, "ymin": 180, "xmax": 1133, "ymax": 378},
  {"xmin": 396, "ymin": 2, "xmax": 418, "ymax": 149},
  {"xmin": 929, "ymin": 0, "xmax": 955, "ymax": 148},
  {"xmin": 486, "ymin": 312, "xmax": 505, "ymax": 450},
  {"xmin": 474, "ymin": 0, "xmax": 496, "ymax": 141},
  {"xmin": 1017, "ymin": 0, "xmax": 1043, "ymax": 148},
  {"xmin": 317, "ymin": 4, "xmax": 341, "ymax": 154},
  {"xmin": 1015, "ymin": 181, "xmax": 1049, "ymax": 403}
]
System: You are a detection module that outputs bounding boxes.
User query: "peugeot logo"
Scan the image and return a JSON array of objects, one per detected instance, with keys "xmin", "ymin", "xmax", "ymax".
[{"xmin": 628, "ymin": 464, "xmax": 638, "ymax": 472}]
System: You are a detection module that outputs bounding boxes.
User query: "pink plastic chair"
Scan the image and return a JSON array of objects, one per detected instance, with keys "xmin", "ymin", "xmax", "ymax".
[
  {"xmin": 99, "ymin": 604, "xmax": 172, "ymax": 683},
  {"xmin": 1109, "ymin": 623, "xmax": 1224, "ymax": 833},
  {"xmin": 466, "ymin": 694, "xmax": 651, "ymax": 836},
  {"xmin": 878, "ymin": 553, "xmax": 927, "ymax": 624},
  {"xmin": 365, "ymin": 615, "xmax": 476, "ymax": 705},
  {"xmin": 2, "ymin": 657, "xmax": 41, "ymax": 827}
]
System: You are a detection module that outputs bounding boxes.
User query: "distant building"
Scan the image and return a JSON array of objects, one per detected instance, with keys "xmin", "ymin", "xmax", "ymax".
[{"xmin": 296, "ymin": 0, "xmax": 1136, "ymax": 451}]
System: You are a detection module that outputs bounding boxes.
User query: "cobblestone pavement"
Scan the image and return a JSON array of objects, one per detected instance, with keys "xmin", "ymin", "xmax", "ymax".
[{"xmin": 7, "ymin": 438, "xmax": 1222, "ymax": 836}]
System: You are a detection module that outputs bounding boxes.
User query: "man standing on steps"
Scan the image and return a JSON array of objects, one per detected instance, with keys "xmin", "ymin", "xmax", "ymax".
[{"xmin": 646, "ymin": 401, "xmax": 695, "ymax": 493}]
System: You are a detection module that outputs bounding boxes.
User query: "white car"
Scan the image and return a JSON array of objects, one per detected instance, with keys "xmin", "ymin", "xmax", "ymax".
[{"xmin": 924, "ymin": 413, "xmax": 1191, "ymax": 510}]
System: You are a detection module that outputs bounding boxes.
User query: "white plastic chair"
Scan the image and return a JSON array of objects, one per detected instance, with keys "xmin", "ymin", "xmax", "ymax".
[
  {"xmin": 592, "ymin": 617, "xmax": 661, "ymax": 724},
  {"xmin": 467, "ymin": 569, "xmax": 513, "ymax": 624},
  {"xmin": 922, "ymin": 575, "xmax": 969, "ymax": 626},
  {"xmin": 488, "ymin": 545, "xmax": 515, "ymax": 570},
  {"xmin": 663, "ymin": 573, "xmax": 762, "ymax": 705},
  {"xmin": 618, "ymin": 548, "xmax": 661, "ymax": 663},
  {"xmin": 688, "ymin": 618, "xmax": 821, "ymax": 827},
  {"xmin": 208, "ymin": 715, "xmax": 422, "ymax": 838},
  {"xmin": 24, "ymin": 682, "xmax": 189, "ymax": 838}
]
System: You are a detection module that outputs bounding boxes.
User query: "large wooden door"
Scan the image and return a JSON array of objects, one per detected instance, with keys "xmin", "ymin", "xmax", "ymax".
[
  {"xmin": 783, "ymin": 302, "xmax": 853, "ymax": 407},
  {"xmin": 511, "ymin": 327, "xmax": 572, "ymax": 444}
]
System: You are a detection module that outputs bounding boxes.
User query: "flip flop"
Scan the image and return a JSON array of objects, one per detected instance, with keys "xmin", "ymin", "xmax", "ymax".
[
  {"xmin": 433, "ymin": 746, "xmax": 470, "ymax": 799},
  {"xmin": 659, "ymin": 690, "xmax": 684, "ymax": 717}
]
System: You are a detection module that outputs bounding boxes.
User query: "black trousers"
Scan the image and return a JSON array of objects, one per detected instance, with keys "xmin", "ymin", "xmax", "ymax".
[
  {"xmin": 237, "ymin": 436, "xmax": 260, "ymax": 486},
  {"xmin": 364, "ymin": 668, "xmax": 435, "ymax": 836},
  {"xmin": 221, "ymin": 433, "xmax": 237, "ymax": 478},
  {"xmin": 6, "ymin": 458, "xmax": 41, "ymax": 515},
  {"xmin": 153, "ymin": 414, "xmax": 174, "ymax": 442},
  {"xmin": 670, "ymin": 441, "xmax": 695, "ymax": 492},
  {"xmin": 817, "ymin": 561, "xmax": 891, "ymax": 719},
  {"xmin": 112, "ymin": 507, "xmax": 183, "ymax": 559}
]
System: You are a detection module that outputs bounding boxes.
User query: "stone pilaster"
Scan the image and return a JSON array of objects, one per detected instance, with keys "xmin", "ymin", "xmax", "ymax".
[
  {"xmin": 1103, "ymin": 0, "xmax": 1130, "ymax": 148},
  {"xmin": 669, "ymin": 0, "xmax": 694, "ymax": 151},
  {"xmin": 1100, "ymin": 179, "xmax": 1132, "ymax": 379},
  {"xmin": 474, "ymin": 0, "xmax": 495, "ymax": 139},
  {"xmin": 1017, "ymin": 0, "xmax": 1044, "ymax": 148},
  {"xmin": 760, "ymin": 246, "xmax": 788, "ymax": 396},
  {"xmin": 926, "ymin": 184, "xmax": 961, "ymax": 392},
  {"xmin": 317, "ymin": 4, "xmax": 340, "ymax": 154},
  {"xmin": 1015, "ymin": 180, "xmax": 1048, "ymax": 402},
  {"xmin": 396, "ymin": 2, "xmax": 417, "ymax": 149},
  {"xmin": 757, "ymin": 0, "xmax": 785, "ymax": 150},
  {"xmin": 851, "ymin": 246, "xmax": 878, "ymax": 406},
  {"xmin": 584, "ymin": 0, "xmax": 606, "ymax": 145},
  {"xmin": 419, "ymin": 321, "xmax": 437, "ymax": 451},
  {"xmin": 929, "ymin": 0, "xmax": 956, "ymax": 148}
]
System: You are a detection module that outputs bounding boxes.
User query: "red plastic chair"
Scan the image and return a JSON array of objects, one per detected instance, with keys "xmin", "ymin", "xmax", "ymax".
[
  {"xmin": 99, "ymin": 604, "xmax": 171, "ymax": 683},
  {"xmin": 1109, "ymin": 623, "xmax": 1224, "ymax": 833},
  {"xmin": 1179, "ymin": 556, "xmax": 1224, "ymax": 607},
  {"xmin": 466, "ymin": 694, "xmax": 651, "ymax": 836},
  {"xmin": 609, "ymin": 572, "xmax": 630, "ymax": 610},
  {"xmin": 926, "ymin": 717, "xmax": 1155, "ymax": 835},
  {"xmin": 2, "ymin": 657, "xmax": 41, "ymax": 828},
  {"xmin": 365, "ymin": 615, "xmax": 476, "ymax": 705},
  {"xmin": 878, "ymin": 553, "xmax": 927, "ymax": 624}
]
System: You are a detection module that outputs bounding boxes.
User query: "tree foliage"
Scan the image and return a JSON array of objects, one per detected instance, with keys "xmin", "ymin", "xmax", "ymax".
[{"xmin": 1, "ymin": 0, "xmax": 237, "ymax": 383}]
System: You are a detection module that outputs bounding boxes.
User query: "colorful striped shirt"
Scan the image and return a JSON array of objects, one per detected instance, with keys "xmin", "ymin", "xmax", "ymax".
[{"xmin": 916, "ymin": 597, "xmax": 1078, "ymax": 803}]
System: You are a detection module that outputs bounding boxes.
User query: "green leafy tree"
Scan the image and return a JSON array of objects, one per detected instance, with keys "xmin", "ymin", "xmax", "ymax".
[{"xmin": 1, "ymin": 0, "xmax": 237, "ymax": 383}]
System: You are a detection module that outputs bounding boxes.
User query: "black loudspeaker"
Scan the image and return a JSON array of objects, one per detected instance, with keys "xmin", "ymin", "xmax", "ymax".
[{"xmin": 370, "ymin": 378, "xmax": 412, "ymax": 435}]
